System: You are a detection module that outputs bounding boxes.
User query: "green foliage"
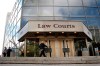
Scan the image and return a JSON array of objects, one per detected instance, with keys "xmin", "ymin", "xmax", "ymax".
[{"xmin": 26, "ymin": 42, "xmax": 40, "ymax": 57}]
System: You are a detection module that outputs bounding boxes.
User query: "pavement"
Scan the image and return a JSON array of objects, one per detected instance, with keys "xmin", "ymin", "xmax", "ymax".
[{"xmin": 0, "ymin": 56, "xmax": 100, "ymax": 64}]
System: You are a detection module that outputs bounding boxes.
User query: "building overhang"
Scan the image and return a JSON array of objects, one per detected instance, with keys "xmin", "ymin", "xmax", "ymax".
[{"xmin": 18, "ymin": 21, "xmax": 92, "ymax": 41}]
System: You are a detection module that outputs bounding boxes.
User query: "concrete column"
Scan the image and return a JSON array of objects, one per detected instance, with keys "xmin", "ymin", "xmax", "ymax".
[
  {"xmin": 82, "ymin": 48, "xmax": 89, "ymax": 56},
  {"xmin": 24, "ymin": 39, "xmax": 27, "ymax": 57},
  {"xmin": 82, "ymin": 39, "xmax": 89, "ymax": 56},
  {"xmin": 85, "ymin": 38, "xmax": 89, "ymax": 48}
]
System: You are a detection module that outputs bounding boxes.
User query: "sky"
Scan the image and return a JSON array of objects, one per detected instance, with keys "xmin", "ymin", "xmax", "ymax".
[{"xmin": 0, "ymin": 0, "xmax": 16, "ymax": 55}]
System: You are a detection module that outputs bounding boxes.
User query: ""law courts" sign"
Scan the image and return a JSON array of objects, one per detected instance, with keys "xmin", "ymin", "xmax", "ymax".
[{"xmin": 18, "ymin": 21, "xmax": 92, "ymax": 40}]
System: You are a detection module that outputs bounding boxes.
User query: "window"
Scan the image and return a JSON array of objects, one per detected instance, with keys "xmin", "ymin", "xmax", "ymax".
[
  {"xmin": 38, "ymin": 0, "xmax": 53, "ymax": 6},
  {"xmin": 54, "ymin": 0, "xmax": 68, "ymax": 6},
  {"xmin": 85, "ymin": 7, "xmax": 99, "ymax": 16},
  {"xmin": 16, "ymin": 10, "xmax": 21, "ymax": 22},
  {"xmin": 96, "ymin": 0, "xmax": 100, "ymax": 6},
  {"xmin": 38, "ymin": 7, "xmax": 53, "ymax": 16},
  {"xmin": 54, "ymin": 7, "xmax": 69, "ymax": 16},
  {"xmin": 68, "ymin": 0, "xmax": 82, "ymax": 6},
  {"xmin": 39, "ymin": 17, "xmax": 53, "ymax": 20},
  {"xmin": 16, "ymin": 20, "xmax": 20, "ymax": 32},
  {"xmin": 83, "ymin": 0, "xmax": 96, "ymax": 6},
  {"xmin": 86, "ymin": 17, "xmax": 100, "ymax": 27},
  {"xmin": 69, "ymin": 7, "xmax": 85, "ymax": 17},
  {"xmin": 22, "ymin": 7, "xmax": 38, "ymax": 16},
  {"xmin": 23, "ymin": 0, "xmax": 38, "ymax": 6}
]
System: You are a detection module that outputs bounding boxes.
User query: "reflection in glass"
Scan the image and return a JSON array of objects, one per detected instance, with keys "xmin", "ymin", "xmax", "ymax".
[
  {"xmin": 38, "ymin": 0, "xmax": 53, "ymax": 6},
  {"xmin": 68, "ymin": 17, "xmax": 86, "ymax": 21},
  {"xmin": 39, "ymin": 7, "xmax": 53, "ymax": 16},
  {"xmin": 21, "ymin": 17, "xmax": 28, "ymax": 28},
  {"xmin": 86, "ymin": 17, "xmax": 100, "ymax": 27},
  {"xmin": 68, "ymin": 0, "xmax": 82, "ymax": 6},
  {"xmin": 83, "ymin": 0, "xmax": 96, "ymax": 6},
  {"xmin": 23, "ymin": 0, "xmax": 38, "ymax": 6},
  {"xmin": 39, "ymin": 17, "xmax": 53, "ymax": 20},
  {"xmin": 97, "ymin": 0, "xmax": 100, "ymax": 6},
  {"xmin": 85, "ymin": 7, "xmax": 99, "ymax": 16},
  {"xmin": 54, "ymin": 0, "xmax": 68, "ymax": 6},
  {"xmin": 22, "ymin": 7, "xmax": 38, "ymax": 16},
  {"xmin": 54, "ymin": 16, "xmax": 68, "ymax": 20},
  {"xmin": 69, "ymin": 7, "xmax": 85, "ymax": 17},
  {"xmin": 16, "ymin": 10, "xmax": 21, "ymax": 22},
  {"xmin": 54, "ymin": 7, "xmax": 69, "ymax": 16},
  {"xmin": 16, "ymin": 20, "xmax": 20, "ymax": 32}
]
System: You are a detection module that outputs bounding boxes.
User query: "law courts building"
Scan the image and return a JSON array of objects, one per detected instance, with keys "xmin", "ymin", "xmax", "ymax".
[{"xmin": 3, "ymin": 0, "xmax": 100, "ymax": 57}]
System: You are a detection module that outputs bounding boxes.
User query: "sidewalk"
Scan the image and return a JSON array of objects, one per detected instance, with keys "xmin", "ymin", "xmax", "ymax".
[{"xmin": 0, "ymin": 56, "xmax": 100, "ymax": 64}]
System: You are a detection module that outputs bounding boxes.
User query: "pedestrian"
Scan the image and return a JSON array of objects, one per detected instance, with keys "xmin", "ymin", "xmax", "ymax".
[
  {"xmin": 7, "ymin": 47, "xmax": 12, "ymax": 57},
  {"xmin": 2, "ymin": 47, "xmax": 7, "ymax": 57},
  {"xmin": 39, "ymin": 42, "xmax": 48, "ymax": 57}
]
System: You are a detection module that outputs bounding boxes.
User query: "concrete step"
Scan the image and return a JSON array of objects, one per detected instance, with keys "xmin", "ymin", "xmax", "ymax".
[{"xmin": 0, "ymin": 56, "xmax": 100, "ymax": 64}]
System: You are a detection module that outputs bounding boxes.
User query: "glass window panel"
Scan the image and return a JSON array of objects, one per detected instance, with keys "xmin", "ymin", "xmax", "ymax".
[
  {"xmin": 86, "ymin": 17, "xmax": 100, "ymax": 27},
  {"xmin": 18, "ymin": 0, "xmax": 22, "ymax": 8},
  {"xmin": 12, "ymin": 28, "xmax": 16, "ymax": 37},
  {"xmin": 16, "ymin": 2, "xmax": 18, "ymax": 9},
  {"xmin": 39, "ymin": 7, "xmax": 53, "ymax": 16},
  {"xmin": 69, "ymin": 7, "xmax": 85, "ymax": 17},
  {"xmin": 22, "ymin": 16, "xmax": 38, "ymax": 20},
  {"xmin": 38, "ymin": 0, "xmax": 53, "ymax": 6},
  {"xmin": 54, "ymin": 7, "xmax": 69, "ymax": 16},
  {"xmin": 16, "ymin": 20, "xmax": 20, "ymax": 32},
  {"xmin": 23, "ymin": 0, "xmax": 38, "ymax": 6},
  {"xmin": 14, "ymin": 18, "xmax": 17, "ymax": 26},
  {"xmin": 14, "ymin": 12, "xmax": 17, "ymax": 19},
  {"xmin": 54, "ymin": 0, "xmax": 68, "ymax": 6},
  {"xmin": 83, "ymin": 0, "xmax": 96, "ymax": 6},
  {"xmin": 11, "ymin": 23, "xmax": 14, "ymax": 32},
  {"xmin": 17, "ymin": 3, "xmax": 22, "ymax": 12},
  {"xmin": 68, "ymin": 17, "xmax": 86, "ymax": 21},
  {"xmin": 97, "ymin": 0, "xmax": 100, "ymax": 6},
  {"xmin": 17, "ymin": 10, "xmax": 21, "ymax": 22},
  {"xmin": 39, "ymin": 17, "xmax": 53, "ymax": 20},
  {"xmin": 16, "ymin": 33, "xmax": 19, "ymax": 44},
  {"xmin": 85, "ymin": 7, "xmax": 99, "ymax": 16},
  {"xmin": 22, "ymin": 7, "xmax": 38, "ymax": 16},
  {"xmin": 68, "ymin": 0, "xmax": 82, "ymax": 6},
  {"xmin": 21, "ymin": 17, "xmax": 28, "ymax": 28},
  {"xmin": 54, "ymin": 17, "xmax": 65, "ymax": 20},
  {"xmin": 54, "ymin": 17, "xmax": 73, "ymax": 20}
]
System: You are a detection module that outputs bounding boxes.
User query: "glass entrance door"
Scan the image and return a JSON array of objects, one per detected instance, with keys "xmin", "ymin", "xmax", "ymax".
[
  {"xmin": 26, "ymin": 38, "xmax": 39, "ymax": 57},
  {"xmin": 48, "ymin": 38, "xmax": 74, "ymax": 57},
  {"xmin": 74, "ymin": 38, "xmax": 87, "ymax": 56},
  {"xmin": 63, "ymin": 39, "xmax": 75, "ymax": 57},
  {"xmin": 48, "ymin": 38, "xmax": 63, "ymax": 57}
]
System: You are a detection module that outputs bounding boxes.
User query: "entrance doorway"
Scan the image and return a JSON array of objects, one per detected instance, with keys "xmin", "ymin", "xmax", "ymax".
[
  {"xmin": 23, "ymin": 38, "xmax": 75, "ymax": 57},
  {"xmin": 46, "ymin": 38, "xmax": 75, "ymax": 57},
  {"xmin": 63, "ymin": 39, "xmax": 75, "ymax": 57}
]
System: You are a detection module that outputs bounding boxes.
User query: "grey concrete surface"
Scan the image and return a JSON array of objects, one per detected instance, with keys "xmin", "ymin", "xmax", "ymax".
[
  {"xmin": 0, "ymin": 64, "xmax": 100, "ymax": 66},
  {"xmin": 0, "ymin": 56, "xmax": 100, "ymax": 64}
]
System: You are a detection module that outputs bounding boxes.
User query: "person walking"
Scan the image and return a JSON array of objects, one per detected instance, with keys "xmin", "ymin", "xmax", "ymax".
[
  {"xmin": 7, "ymin": 47, "xmax": 12, "ymax": 57},
  {"xmin": 39, "ymin": 42, "xmax": 48, "ymax": 57},
  {"xmin": 2, "ymin": 47, "xmax": 7, "ymax": 57}
]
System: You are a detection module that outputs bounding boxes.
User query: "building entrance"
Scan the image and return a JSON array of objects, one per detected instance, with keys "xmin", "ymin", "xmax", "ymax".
[
  {"xmin": 39, "ymin": 38, "xmax": 75, "ymax": 57},
  {"xmin": 63, "ymin": 39, "xmax": 75, "ymax": 57},
  {"xmin": 23, "ymin": 38, "xmax": 87, "ymax": 57}
]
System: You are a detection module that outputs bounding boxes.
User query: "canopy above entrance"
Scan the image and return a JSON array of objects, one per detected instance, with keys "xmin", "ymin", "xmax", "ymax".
[{"xmin": 18, "ymin": 21, "xmax": 92, "ymax": 41}]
